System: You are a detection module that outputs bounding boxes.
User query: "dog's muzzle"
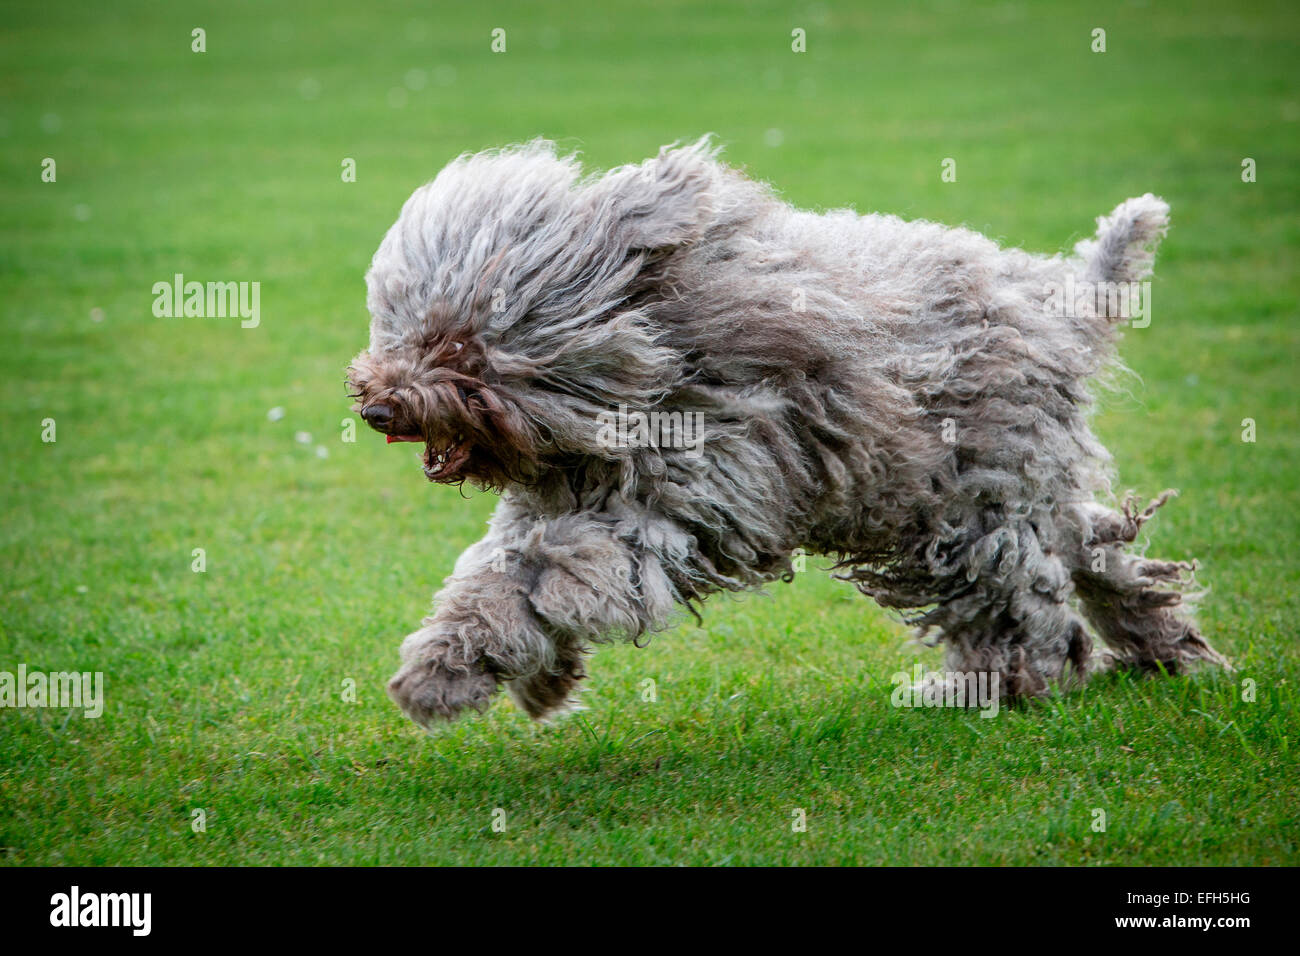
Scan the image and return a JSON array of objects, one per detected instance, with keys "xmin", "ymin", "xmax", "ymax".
[{"xmin": 361, "ymin": 404, "xmax": 394, "ymax": 427}]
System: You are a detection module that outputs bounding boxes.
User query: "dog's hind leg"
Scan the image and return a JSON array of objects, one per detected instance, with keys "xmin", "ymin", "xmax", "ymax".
[
  {"xmin": 1068, "ymin": 493, "xmax": 1228, "ymax": 674},
  {"xmin": 918, "ymin": 514, "xmax": 1096, "ymax": 698}
]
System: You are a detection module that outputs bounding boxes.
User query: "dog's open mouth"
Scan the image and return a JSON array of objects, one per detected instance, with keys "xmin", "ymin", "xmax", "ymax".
[{"xmin": 385, "ymin": 433, "xmax": 471, "ymax": 481}]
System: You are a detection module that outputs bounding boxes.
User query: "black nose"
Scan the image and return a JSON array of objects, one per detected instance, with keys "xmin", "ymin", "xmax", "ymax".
[{"xmin": 361, "ymin": 404, "xmax": 394, "ymax": 426}]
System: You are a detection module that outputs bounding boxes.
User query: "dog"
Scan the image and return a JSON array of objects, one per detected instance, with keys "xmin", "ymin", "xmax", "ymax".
[{"xmin": 347, "ymin": 138, "xmax": 1228, "ymax": 728}]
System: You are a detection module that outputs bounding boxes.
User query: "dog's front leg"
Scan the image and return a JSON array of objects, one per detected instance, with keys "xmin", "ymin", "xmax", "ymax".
[
  {"xmin": 387, "ymin": 503, "xmax": 679, "ymax": 727},
  {"xmin": 385, "ymin": 525, "xmax": 538, "ymax": 727}
]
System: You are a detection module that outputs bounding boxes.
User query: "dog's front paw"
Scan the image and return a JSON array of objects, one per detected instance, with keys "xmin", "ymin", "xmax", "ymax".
[
  {"xmin": 507, "ymin": 667, "xmax": 586, "ymax": 721},
  {"xmin": 387, "ymin": 631, "xmax": 500, "ymax": 727}
]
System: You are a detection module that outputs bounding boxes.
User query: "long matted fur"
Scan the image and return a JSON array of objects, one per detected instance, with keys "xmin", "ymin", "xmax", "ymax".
[{"xmin": 347, "ymin": 139, "xmax": 1227, "ymax": 727}]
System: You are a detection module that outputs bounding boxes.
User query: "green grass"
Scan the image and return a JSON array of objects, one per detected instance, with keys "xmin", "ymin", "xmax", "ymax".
[{"xmin": 1, "ymin": 0, "xmax": 1297, "ymax": 865}]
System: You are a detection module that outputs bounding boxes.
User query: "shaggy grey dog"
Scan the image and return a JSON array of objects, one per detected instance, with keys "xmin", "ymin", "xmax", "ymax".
[{"xmin": 347, "ymin": 138, "xmax": 1227, "ymax": 727}]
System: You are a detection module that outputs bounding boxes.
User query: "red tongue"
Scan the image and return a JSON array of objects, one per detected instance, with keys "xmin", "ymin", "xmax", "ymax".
[
  {"xmin": 386, "ymin": 434, "xmax": 422, "ymax": 444},
  {"xmin": 386, "ymin": 435, "xmax": 398, "ymax": 444}
]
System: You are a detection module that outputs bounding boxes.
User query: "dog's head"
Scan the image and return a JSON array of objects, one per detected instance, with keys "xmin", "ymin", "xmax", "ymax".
[
  {"xmin": 347, "ymin": 138, "xmax": 741, "ymax": 490},
  {"xmin": 346, "ymin": 320, "xmax": 543, "ymax": 489}
]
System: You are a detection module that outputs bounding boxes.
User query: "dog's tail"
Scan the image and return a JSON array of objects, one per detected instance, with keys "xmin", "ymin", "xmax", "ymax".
[{"xmin": 1074, "ymin": 193, "xmax": 1170, "ymax": 286}]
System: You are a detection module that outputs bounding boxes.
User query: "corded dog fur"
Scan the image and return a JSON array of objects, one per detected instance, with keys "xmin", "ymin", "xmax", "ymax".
[{"xmin": 347, "ymin": 138, "xmax": 1228, "ymax": 728}]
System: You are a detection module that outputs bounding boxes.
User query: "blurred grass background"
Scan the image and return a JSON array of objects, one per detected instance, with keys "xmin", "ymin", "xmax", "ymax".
[{"xmin": 0, "ymin": 0, "xmax": 1296, "ymax": 864}]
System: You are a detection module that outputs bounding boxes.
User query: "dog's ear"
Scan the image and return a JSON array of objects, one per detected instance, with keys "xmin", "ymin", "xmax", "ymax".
[{"xmin": 583, "ymin": 137, "xmax": 721, "ymax": 253}]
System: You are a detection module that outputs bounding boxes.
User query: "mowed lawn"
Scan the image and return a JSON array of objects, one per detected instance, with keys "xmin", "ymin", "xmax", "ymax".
[{"xmin": 1, "ymin": 0, "xmax": 1297, "ymax": 865}]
